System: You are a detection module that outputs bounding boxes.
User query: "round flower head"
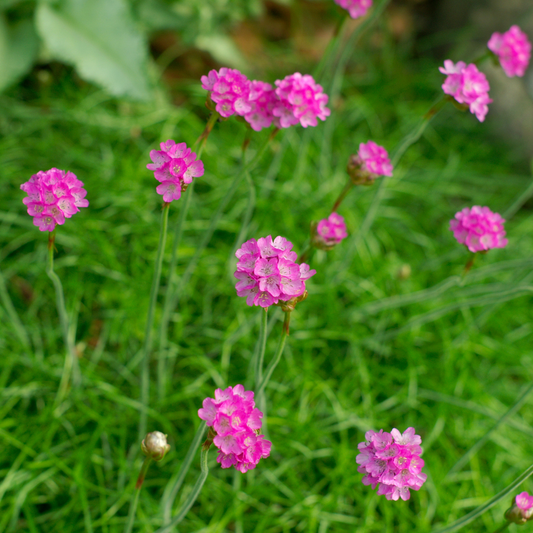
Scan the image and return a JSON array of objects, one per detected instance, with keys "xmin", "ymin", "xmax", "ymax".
[
  {"xmin": 334, "ymin": 0, "xmax": 372, "ymax": 19},
  {"xmin": 141, "ymin": 431, "xmax": 171, "ymax": 461},
  {"xmin": 272, "ymin": 73, "xmax": 330, "ymax": 128},
  {"xmin": 198, "ymin": 385, "xmax": 271, "ymax": 473},
  {"xmin": 488, "ymin": 25, "xmax": 531, "ymax": 78},
  {"xmin": 244, "ymin": 80, "xmax": 277, "ymax": 131},
  {"xmin": 234, "ymin": 235, "xmax": 316, "ymax": 308},
  {"xmin": 314, "ymin": 212, "xmax": 348, "ymax": 249},
  {"xmin": 505, "ymin": 492, "xmax": 533, "ymax": 524},
  {"xmin": 147, "ymin": 140, "xmax": 204, "ymax": 203},
  {"xmin": 347, "ymin": 141, "xmax": 392, "ymax": 184},
  {"xmin": 201, "ymin": 68, "xmax": 251, "ymax": 118},
  {"xmin": 439, "ymin": 60, "xmax": 492, "ymax": 122},
  {"xmin": 356, "ymin": 427, "xmax": 426, "ymax": 501},
  {"xmin": 449, "ymin": 206, "xmax": 507, "ymax": 253},
  {"xmin": 20, "ymin": 168, "xmax": 89, "ymax": 232}
]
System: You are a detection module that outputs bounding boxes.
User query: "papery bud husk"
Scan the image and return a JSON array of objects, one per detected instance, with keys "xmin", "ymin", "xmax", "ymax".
[
  {"xmin": 278, "ymin": 291, "xmax": 308, "ymax": 312},
  {"xmin": 505, "ymin": 501, "xmax": 533, "ymax": 525},
  {"xmin": 141, "ymin": 431, "xmax": 171, "ymax": 461},
  {"xmin": 346, "ymin": 155, "xmax": 377, "ymax": 186}
]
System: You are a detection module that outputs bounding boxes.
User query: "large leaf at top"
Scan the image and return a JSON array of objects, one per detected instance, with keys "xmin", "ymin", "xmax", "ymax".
[
  {"xmin": 0, "ymin": 16, "xmax": 39, "ymax": 92},
  {"xmin": 36, "ymin": 0, "xmax": 151, "ymax": 101}
]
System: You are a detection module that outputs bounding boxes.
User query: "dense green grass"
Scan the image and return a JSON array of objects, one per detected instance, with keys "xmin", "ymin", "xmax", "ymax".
[{"xmin": 1, "ymin": 10, "xmax": 533, "ymax": 533}]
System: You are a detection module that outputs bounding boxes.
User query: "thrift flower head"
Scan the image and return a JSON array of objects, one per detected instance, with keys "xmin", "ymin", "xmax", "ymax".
[
  {"xmin": 198, "ymin": 385, "xmax": 271, "ymax": 473},
  {"xmin": 147, "ymin": 140, "xmax": 204, "ymax": 203},
  {"xmin": 334, "ymin": 0, "xmax": 372, "ymax": 19},
  {"xmin": 201, "ymin": 68, "xmax": 251, "ymax": 118},
  {"xmin": 449, "ymin": 206, "xmax": 507, "ymax": 253},
  {"xmin": 356, "ymin": 427, "xmax": 427, "ymax": 501},
  {"xmin": 273, "ymin": 73, "xmax": 330, "ymax": 128},
  {"xmin": 244, "ymin": 80, "xmax": 277, "ymax": 131},
  {"xmin": 347, "ymin": 141, "xmax": 392, "ymax": 184},
  {"xmin": 439, "ymin": 60, "xmax": 492, "ymax": 122},
  {"xmin": 20, "ymin": 168, "xmax": 89, "ymax": 232},
  {"xmin": 488, "ymin": 25, "xmax": 531, "ymax": 78},
  {"xmin": 234, "ymin": 235, "xmax": 316, "ymax": 308},
  {"xmin": 141, "ymin": 431, "xmax": 171, "ymax": 461},
  {"xmin": 505, "ymin": 492, "xmax": 533, "ymax": 524},
  {"xmin": 314, "ymin": 212, "xmax": 348, "ymax": 249}
]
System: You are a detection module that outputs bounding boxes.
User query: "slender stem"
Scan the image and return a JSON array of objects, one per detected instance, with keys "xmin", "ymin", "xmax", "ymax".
[
  {"xmin": 46, "ymin": 230, "xmax": 80, "ymax": 399},
  {"xmin": 491, "ymin": 523, "xmax": 510, "ymax": 533},
  {"xmin": 463, "ymin": 253, "xmax": 477, "ymax": 277},
  {"xmin": 139, "ymin": 203, "xmax": 170, "ymax": 440},
  {"xmin": 124, "ymin": 457, "xmax": 152, "ymax": 533},
  {"xmin": 161, "ymin": 423, "xmax": 207, "ymax": 524},
  {"xmin": 255, "ymin": 308, "xmax": 268, "ymax": 389},
  {"xmin": 156, "ymin": 447, "xmax": 209, "ymax": 533},
  {"xmin": 257, "ymin": 315, "xmax": 289, "ymax": 396},
  {"xmin": 332, "ymin": 180, "xmax": 354, "ymax": 213}
]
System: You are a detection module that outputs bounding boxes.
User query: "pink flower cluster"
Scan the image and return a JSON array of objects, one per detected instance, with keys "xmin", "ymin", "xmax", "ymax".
[
  {"xmin": 356, "ymin": 427, "xmax": 427, "ymax": 501},
  {"xmin": 234, "ymin": 235, "xmax": 316, "ymax": 308},
  {"xmin": 358, "ymin": 141, "xmax": 393, "ymax": 177},
  {"xmin": 20, "ymin": 168, "xmax": 89, "ymax": 232},
  {"xmin": 439, "ymin": 61, "xmax": 492, "ymax": 122},
  {"xmin": 147, "ymin": 140, "xmax": 204, "ymax": 203},
  {"xmin": 506, "ymin": 491, "xmax": 533, "ymax": 524},
  {"xmin": 334, "ymin": 0, "xmax": 372, "ymax": 19},
  {"xmin": 488, "ymin": 25, "xmax": 531, "ymax": 78},
  {"xmin": 449, "ymin": 206, "xmax": 507, "ymax": 253},
  {"xmin": 198, "ymin": 385, "xmax": 271, "ymax": 473},
  {"xmin": 201, "ymin": 69, "xmax": 330, "ymax": 130},
  {"xmin": 316, "ymin": 212, "xmax": 348, "ymax": 247}
]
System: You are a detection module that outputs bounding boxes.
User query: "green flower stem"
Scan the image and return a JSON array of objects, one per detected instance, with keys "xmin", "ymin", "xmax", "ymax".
[
  {"xmin": 156, "ymin": 447, "xmax": 209, "ymax": 533},
  {"xmin": 46, "ymin": 230, "xmax": 80, "ymax": 399},
  {"xmin": 257, "ymin": 312, "xmax": 290, "ymax": 396},
  {"xmin": 123, "ymin": 457, "xmax": 153, "ymax": 533},
  {"xmin": 430, "ymin": 462, "xmax": 533, "ymax": 533},
  {"xmin": 463, "ymin": 253, "xmax": 477, "ymax": 277},
  {"xmin": 161, "ymin": 422, "xmax": 207, "ymax": 524},
  {"xmin": 139, "ymin": 203, "xmax": 170, "ymax": 440},
  {"xmin": 331, "ymin": 179, "xmax": 354, "ymax": 213},
  {"xmin": 255, "ymin": 308, "xmax": 268, "ymax": 389},
  {"xmin": 157, "ymin": 131, "xmax": 276, "ymax": 370}
]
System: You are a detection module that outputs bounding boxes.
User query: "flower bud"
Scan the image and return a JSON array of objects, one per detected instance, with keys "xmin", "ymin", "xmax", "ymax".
[
  {"xmin": 141, "ymin": 431, "xmax": 171, "ymax": 461},
  {"xmin": 505, "ymin": 492, "xmax": 533, "ymax": 525}
]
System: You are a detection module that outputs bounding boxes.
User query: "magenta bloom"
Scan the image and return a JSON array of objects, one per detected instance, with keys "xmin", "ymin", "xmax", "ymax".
[
  {"xmin": 272, "ymin": 73, "xmax": 330, "ymax": 128},
  {"xmin": 234, "ymin": 235, "xmax": 316, "ymax": 308},
  {"xmin": 201, "ymin": 68, "xmax": 251, "ymax": 118},
  {"xmin": 439, "ymin": 60, "xmax": 492, "ymax": 122},
  {"xmin": 147, "ymin": 140, "xmax": 204, "ymax": 203},
  {"xmin": 244, "ymin": 80, "xmax": 277, "ymax": 131},
  {"xmin": 20, "ymin": 168, "xmax": 89, "ymax": 232},
  {"xmin": 334, "ymin": 0, "xmax": 372, "ymax": 19},
  {"xmin": 198, "ymin": 385, "xmax": 271, "ymax": 473},
  {"xmin": 316, "ymin": 212, "xmax": 348, "ymax": 247},
  {"xmin": 488, "ymin": 26, "xmax": 531, "ymax": 78},
  {"xmin": 357, "ymin": 141, "xmax": 393, "ymax": 177},
  {"xmin": 450, "ymin": 206, "xmax": 507, "ymax": 253},
  {"xmin": 516, "ymin": 492, "xmax": 533, "ymax": 511},
  {"xmin": 356, "ymin": 427, "xmax": 427, "ymax": 501}
]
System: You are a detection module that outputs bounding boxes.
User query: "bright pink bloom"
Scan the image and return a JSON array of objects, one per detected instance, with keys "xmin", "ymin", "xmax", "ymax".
[
  {"xmin": 356, "ymin": 427, "xmax": 427, "ymax": 501},
  {"xmin": 357, "ymin": 141, "xmax": 393, "ymax": 177},
  {"xmin": 488, "ymin": 26, "xmax": 531, "ymax": 78},
  {"xmin": 316, "ymin": 212, "xmax": 348, "ymax": 247},
  {"xmin": 516, "ymin": 492, "xmax": 533, "ymax": 511},
  {"xmin": 21, "ymin": 168, "xmax": 89, "ymax": 232},
  {"xmin": 198, "ymin": 385, "xmax": 271, "ymax": 473},
  {"xmin": 244, "ymin": 80, "xmax": 277, "ymax": 131},
  {"xmin": 273, "ymin": 73, "xmax": 330, "ymax": 128},
  {"xmin": 147, "ymin": 140, "xmax": 204, "ymax": 203},
  {"xmin": 234, "ymin": 235, "xmax": 316, "ymax": 308},
  {"xmin": 334, "ymin": 0, "xmax": 372, "ymax": 19},
  {"xmin": 201, "ymin": 68, "xmax": 251, "ymax": 118},
  {"xmin": 449, "ymin": 206, "xmax": 507, "ymax": 253},
  {"xmin": 439, "ymin": 61, "xmax": 492, "ymax": 122}
]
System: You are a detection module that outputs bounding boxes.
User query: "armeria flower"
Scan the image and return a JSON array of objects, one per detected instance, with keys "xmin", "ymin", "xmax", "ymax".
[
  {"xmin": 20, "ymin": 168, "xmax": 89, "ymax": 232},
  {"xmin": 198, "ymin": 385, "xmax": 271, "ymax": 473},
  {"xmin": 147, "ymin": 140, "xmax": 204, "ymax": 203},
  {"xmin": 347, "ymin": 141, "xmax": 392, "ymax": 184},
  {"xmin": 314, "ymin": 212, "xmax": 348, "ymax": 249},
  {"xmin": 244, "ymin": 80, "xmax": 277, "ymax": 131},
  {"xmin": 272, "ymin": 73, "xmax": 330, "ymax": 128},
  {"xmin": 488, "ymin": 25, "xmax": 531, "ymax": 78},
  {"xmin": 505, "ymin": 492, "xmax": 533, "ymax": 524},
  {"xmin": 201, "ymin": 68, "xmax": 251, "ymax": 118},
  {"xmin": 449, "ymin": 206, "xmax": 507, "ymax": 253},
  {"xmin": 356, "ymin": 427, "xmax": 427, "ymax": 501},
  {"xmin": 334, "ymin": 0, "xmax": 372, "ymax": 19},
  {"xmin": 439, "ymin": 60, "xmax": 492, "ymax": 122},
  {"xmin": 234, "ymin": 235, "xmax": 316, "ymax": 308}
]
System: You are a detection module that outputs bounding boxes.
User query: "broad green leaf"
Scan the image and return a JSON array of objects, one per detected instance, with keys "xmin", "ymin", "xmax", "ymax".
[
  {"xmin": 36, "ymin": 0, "xmax": 151, "ymax": 101},
  {"xmin": 0, "ymin": 16, "xmax": 39, "ymax": 92}
]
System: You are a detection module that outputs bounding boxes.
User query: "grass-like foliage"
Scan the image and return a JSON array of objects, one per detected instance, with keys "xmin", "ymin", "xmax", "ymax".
[{"xmin": 1, "ymin": 3, "xmax": 533, "ymax": 532}]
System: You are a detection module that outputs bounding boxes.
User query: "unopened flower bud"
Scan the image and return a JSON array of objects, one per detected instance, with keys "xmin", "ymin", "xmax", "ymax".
[
  {"xmin": 141, "ymin": 431, "xmax": 170, "ymax": 461},
  {"xmin": 346, "ymin": 141, "xmax": 392, "ymax": 185},
  {"xmin": 505, "ymin": 492, "xmax": 533, "ymax": 525}
]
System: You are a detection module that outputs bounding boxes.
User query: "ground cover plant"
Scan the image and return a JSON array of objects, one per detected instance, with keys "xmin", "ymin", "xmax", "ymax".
[{"xmin": 1, "ymin": 0, "xmax": 533, "ymax": 531}]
